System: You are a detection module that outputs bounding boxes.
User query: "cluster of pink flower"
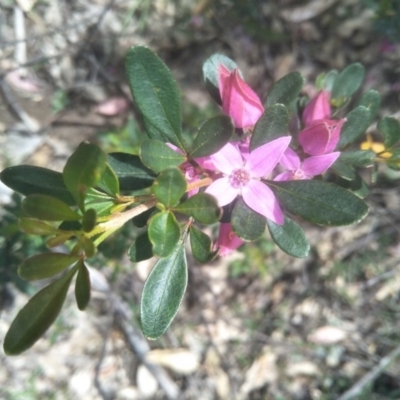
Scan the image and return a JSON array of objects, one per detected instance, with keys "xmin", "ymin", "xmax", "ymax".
[{"xmin": 189, "ymin": 65, "xmax": 346, "ymax": 255}]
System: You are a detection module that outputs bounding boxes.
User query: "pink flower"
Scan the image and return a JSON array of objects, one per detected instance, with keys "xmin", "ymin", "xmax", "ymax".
[
  {"xmin": 275, "ymin": 148, "xmax": 340, "ymax": 181},
  {"xmin": 298, "ymin": 118, "xmax": 345, "ymax": 156},
  {"xmin": 215, "ymin": 223, "xmax": 244, "ymax": 256},
  {"xmin": 219, "ymin": 64, "xmax": 264, "ymax": 129},
  {"xmin": 303, "ymin": 90, "xmax": 331, "ymax": 126},
  {"xmin": 205, "ymin": 136, "xmax": 291, "ymax": 224}
]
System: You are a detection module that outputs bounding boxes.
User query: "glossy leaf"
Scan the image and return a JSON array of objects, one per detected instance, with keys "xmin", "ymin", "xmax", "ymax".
[
  {"xmin": 173, "ymin": 193, "xmax": 221, "ymax": 224},
  {"xmin": 126, "ymin": 46, "xmax": 184, "ymax": 149},
  {"xmin": 19, "ymin": 218, "xmax": 57, "ymax": 235},
  {"xmin": 18, "ymin": 253, "xmax": 79, "ymax": 281},
  {"xmin": 129, "ymin": 231, "xmax": 154, "ymax": 262},
  {"xmin": 0, "ymin": 166, "xmax": 75, "ymax": 205},
  {"xmin": 190, "ymin": 225, "xmax": 215, "ymax": 263},
  {"xmin": 107, "ymin": 152, "xmax": 156, "ymax": 191},
  {"xmin": 331, "ymin": 63, "xmax": 365, "ymax": 101},
  {"xmin": 75, "ymin": 259, "xmax": 91, "ymax": 311},
  {"xmin": 3, "ymin": 263, "xmax": 78, "ymax": 355},
  {"xmin": 63, "ymin": 142, "xmax": 107, "ymax": 210},
  {"xmin": 141, "ymin": 241, "xmax": 187, "ymax": 339},
  {"xmin": 338, "ymin": 106, "xmax": 370, "ymax": 148},
  {"xmin": 82, "ymin": 208, "xmax": 97, "ymax": 232},
  {"xmin": 378, "ymin": 117, "xmax": 400, "ymax": 149},
  {"xmin": 152, "ymin": 168, "xmax": 186, "ymax": 207},
  {"xmin": 140, "ymin": 139, "xmax": 186, "ymax": 173},
  {"xmin": 148, "ymin": 211, "xmax": 181, "ymax": 257},
  {"xmin": 190, "ymin": 116, "xmax": 234, "ymax": 158},
  {"xmin": 231, "ymin": 198, "xmax": 266, "ymax": 241},
  {"xmin": 97, "ymin": 163, "xmax": 119, "ymax": 197},
  {"xmin": 250, "ymin": 104, "xmax": 289, "ymax": 151},
  {"xmin": 265, "ymin": 71, "xmax": 304, "ymax": 109},
  {"xmin": 269, "ymin": 180, "xmax": 369, "ymax": 226},
  {"xmin": 267, "ymin": 217, "xmax": 309, "ymax": 258},
  {"xmin": 357, "ymin": 90, "xmax": 380, "ymax": 124},
  {"xmin": 22, "ymin": 194, "xmax": 81, "ymax": 221}
]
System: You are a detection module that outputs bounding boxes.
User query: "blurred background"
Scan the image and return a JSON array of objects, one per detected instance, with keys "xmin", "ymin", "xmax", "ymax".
[{"xmin": 1, "ymin": 0, "xmax": 400, "ymax": 399}]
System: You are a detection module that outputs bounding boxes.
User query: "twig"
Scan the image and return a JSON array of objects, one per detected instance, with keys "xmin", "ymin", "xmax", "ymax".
[
  {"xmin": 337, "ymin": 344, "xmax": 400, "ymax": 400},
  {"xmin": 13, "ymin": 5, "xmax": 27, "ymax": 68}
]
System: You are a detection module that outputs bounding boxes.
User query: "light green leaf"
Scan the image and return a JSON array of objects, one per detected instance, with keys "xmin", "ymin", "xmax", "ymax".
[
  {"xmin": 331, "ymin": 63, "xmax": 365, "ymax": 101},
  {"xmin": 97, "ymin": 163, "xmax": 119, "ymax": 197},
  {"xmin": 152, "ymin": 168, "xmax": 186, "ymax": 208},
  {"xmin": 338, "ymin": 106, "xmax": 370, "ymax": 148},
  {"xmin": 357, "ymin": 90, "xmax": 380, "ymax": 124}
]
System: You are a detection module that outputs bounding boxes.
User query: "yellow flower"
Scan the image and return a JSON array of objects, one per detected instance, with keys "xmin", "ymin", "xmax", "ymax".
[{"xmin": 360, "ymin": 134, "xmax": 392, "ymax": 159}]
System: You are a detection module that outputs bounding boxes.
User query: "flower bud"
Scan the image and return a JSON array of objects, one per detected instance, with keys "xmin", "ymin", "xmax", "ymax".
[
  {"xmin": 215, "ymin": 223, "xmax": 244, "ymax": 256},
  {"xmin": 303, "ymin": 90, "xmax": 331, "ymax": 126}
]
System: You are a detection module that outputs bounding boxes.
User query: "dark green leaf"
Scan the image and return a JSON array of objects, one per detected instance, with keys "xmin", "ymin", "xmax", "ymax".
[
  {"xmin": 231, "ymin": 198, "xmax": 266, "ymax": 241},
  {"xmin": 97, "ymin": 163, "xmax": 119, "ymax": 197},
  {"xmin": 265, "ymin": 72, "xmax": 304, "ymax": 109},
  {"xmin": 338, "ymin": 106, "xmax": 370, "ymax": 148},
  {"xmin": 357, "ymin": 90, "xmax": 380, "ymax": 124},
  {"xmin": 141, "ymin": 241, "xmax": 187, "ymax": 339},
  {"xmin": 269, "ymin": 180, "xmax": 369, "ymax": 226},
  {"xmin": 378, "ymin": 117, "xmax": 400, "ymax": 149},
  {"xmin": 75, "ymin": 259, "xmax": 91, "ymax": 311},
  {"xmin": 22, "ymin": 194, "xmax": 81, "ymax": 221},
  {"xmin": 82, "ymin": 208, "xmax": 97, "ymax": 232},
  {"xmin": 0, "ymin": 166, "xmax": 75, "ymax": 205},
  {"xmin": 250, "ymin": 104, "xmax": 289, "ymax": 151},
  {"xmin": 126, "ymin": 46, "xmax": 184, "ymax": 149},
  {"xmin": 339, "ymin": 150, "xmax": 375, "ymax": 168},
  {"xmin": 143, "ymin": 118, "xmax": 167, "ymax": 142},
  {"xmin": 107, "ymin": 152, "xmax": 156, "ymax": 191},
  {"xmin": 267, "ymin": 217, "xmax": 309, "ymax": 258},
  {"xmin": 173, "ymin": 193, "xmax": 221, "ymax": 224},
  {"xmin": 331, "ymin": 63, "xmax": 365, "ymax": 101},
  {"xmin": 189, "ymin": 225, "xmax": 215, "ymax": 263},
  {"xmin": 190, "ymin": 116, "xmax": 234, "ymax": 158},
  {"xmin": 129, "ymin": 231, "xmax": 154, "ymax": 262},
  {"xmin": 132, "ymin": 207, "xmax": 156, "ymax": 228},
  {"xmin": 334, "ymin": 173, "xmax": 369, "ymax": 199},
  {"xmin": 140, "ymin": 139, "xmax": 186, "ymax": 173},
  {"xmin": 18, "ymin": 253, "xmax": 79, "ymax": 281},
  {"xmin": 3, "ymin": 263, "xmax": 78, "ymax": 355},
  {"xmin": 152, "ymin": 168, "xmax": 186, "ymax": 207},
  {"xmin": 63, "ymin": 142, "xmax": 107, "ymax": 210},
  {"xmin": 148, "ymin": 211, "xmax": 181, "ymax": 257},
  {"xmin": 331, "ymin": 158, "xmax": 356, "ymax": 181}
]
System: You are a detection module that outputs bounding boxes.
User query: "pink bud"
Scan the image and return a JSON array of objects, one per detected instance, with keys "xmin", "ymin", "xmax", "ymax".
[
  {"xmin": 298, "ymin": 118, "xmax": 345, "ymax": 156},
  {"xmin": 302, "ymin": 90, "xmax": 331, "ymax": 126},
  {"xmin": 215, "ymin": 223, "xmax": 244, "ymax": 256},
  {"xmin": 219, "ymin": 65, "xmax": 264, "ymax": 129}
]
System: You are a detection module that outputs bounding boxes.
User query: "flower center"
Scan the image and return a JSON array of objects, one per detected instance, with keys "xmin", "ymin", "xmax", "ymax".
[
  {"xmin": 293, "ymin": 168, "xmax": 307, "ymax": 180},
  {"xmin": 230, "ymin": 168, "xmax": 250, "ymax": 188}
]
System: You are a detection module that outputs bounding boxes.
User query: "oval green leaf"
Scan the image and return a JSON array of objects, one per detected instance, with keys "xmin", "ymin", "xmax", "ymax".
[
  {"xmin": 189, "ymin": 225, "xmax": 215, "ymax": 263},
  {"xmin": 267, "ymin": 217, "xmax": 310, "ymax": 258},
  {"xmin": 331, "ymin": 63, "xmax": 365, "ymax": 101},
  {"xmin": 269, "ymin": 180, "xmax": 369, "ymax": 226},
  {"xmin": 148, "ymin": 211, "xmax": 181, "ymax": 257},
  {"xmin": 357, "ymin": 89, "xmax": 380, "ymax": 125},
  {"xmin": 19, "ymin": 218, "xmax": 57, "ymax": 235},
  {"xmin": 3, "ymin": 263, "xmax": 78, "ymax": 355},
  {"xmin": 97, "ymin": 163, "xmax": 120, "ymax": 197},
  {"xmin": 75, "ymin": 259, "xmax": 91, "ymax": 311},
  {"xmin": 82, "ymin": 208, "xmax": 97, "ymax": 232},
  {"xmin": 152, "ymin": 167, "xmax": 186, "ymax": 208},
  {"xmin": 129, "ymin": 231, "xmax": 154, "ymax": 262},
  {"xmin": 378, "ymin": 117, "xmax": 400, "ymax": 149},
  {"xmin": 338, "ymin": 106, "xmax": 371, "ymax": 149},
  {"xmin": 141, "ymin": 241, "xmax": 187, "ymax": 339}
]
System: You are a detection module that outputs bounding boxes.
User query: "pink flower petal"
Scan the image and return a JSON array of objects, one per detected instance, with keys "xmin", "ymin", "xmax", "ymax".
[
  {"xmin": 206, "ymin": 177, "xmax": 238, "ymax": 207},
  {"xmin": 298, "ymin": 122, "xmax": 331, "ymax": 156},
  {"xmin": 96, "ymin": 97, "xmax": 129, "ymax": 116},
  {"xmin": 245, "ymin": 136, "xmax": 291, "ymax": 177},
  {"xmin": 301, "ymin": 152, "xmax": 340, "ymax": 177},
  {"xmin": 302, "ymin": 90, "xmax": 331, "ymax": 126},
  {"xmin": 242, "ymin": 180, "xmax": 284, "ymax": 224},
  {"xmin": 279, "ymin": 147, "xmax": 301, "ymax": 170},
  {"xmin": 274, "ymin": 171, "xmax": 293, "ymax": 181},
  {"xmin": 215, "ymin": 223, "xmax": 244, "ymax": 256},
  {"xmin": 210, "ymin": 142, "xmax": 243, "ymax": 174}
]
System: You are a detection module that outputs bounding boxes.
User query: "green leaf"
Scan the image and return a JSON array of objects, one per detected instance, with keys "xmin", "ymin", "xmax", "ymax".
[
  {"xmin": 126, "ymin": 46, "xmax": 183, "ymax": 149},
  {"xmin": 129, "ymin": 231, "xmax": 154, "ymax": 262},
  {"xmin": 63, "ymin": 142, "xmax": 107, "ymax": 210},
  {"xmin": 3, "ymin": 263, "xmax": 78, "ymax": 355},
  {"xmin": 148, "ymin": 211, "xmax": 181, "ymax": 257},
  {"xmin": 18, "ymin": 253, "xmax": 79, "ymax": 281},
  {"xmin": 357, "ymin": 90, "xmax": 380, "ymax": 124},
  {"xmin": 75, "ymin": 259, "xmax": 91, "ymax": 311},
  {"xmin": 202, "ymin": 53, "xmax": 241, "ymax": 104},
  {"xmin": 143, "ymin": 118, "xmax": 167, "ymax": 142},
  {"xmin": 189, "ymin": 225, "xmax": 215, "ymax": 263},
  {"xmin": 0, "ymin": 166, "xmax": 75, "ymax": 205},
  {"xmin": 265, "ymin": 72, "xmax": 304, "ymax": 109},
  {"xmin": 132, "ymin": 207, "xmax": 156, "ymax": 228},
  {"xmin": 331, "ymin": 158, "xmax": 356, "ymax": 181},
  {"xmin": 140, "ymin": 139, "xmax": 186, "ymax": 173},
  {"xmin": 173, "ymin": 193, "xmax": 221, "ymax": 224},
  {"xmin": 82, "ymin": 208, "xmax": 97, "ymax": 232},
  {"xmin": 269, "ymin": 180, "xmax": 369, "ymax": 226},
  {"xmin": 141, "ymin": 241, "xmax": 187, "ymax": 339},
  {"xmin": 339, "ymin": 150, "xmax": 375, "ymax": 168},
  {"xmin": 22, "ymin": 194, "xmax": 81, "ymax": 221},
  {"xmin": 250, "ymin": 104, "xmax": 289, "ymax": 151},
  {"xmin": 338, "ymin": 106, "xmax": 371, "ymax": 148},
  {"xmin": 97, "ymin": 163, "xmax": 119, "ymax": 197},
  {"xmin": 316, "ymin": 70, "xmax": 338, "ymax": 91},
  {"xmin": 331, "ymin": 63, "xmax": 365, "ymax": 101},
  {"xmin": 82, "ymin": 237, "xmax": 96, "ymax": 258},
  {"xmin": 19, "ymin": 218, "xmax": 57, "ymax": 235},
  {"xmin": 267, "ymin": 217, "xmax": 309, "ymax": 258},
  {"xmin": 378, "ymin": 117, "xmax": 400, "ymax": 149},
  {"xmin": 190, "ymin": 116, "xmax": 234, "ymax": 158},
  {"xmin": 152, "ymin": 168, "xmax": 186, "ymax": 208},
  {"xmin": 335, "ymin": 173, "xmax": 369, "ymax": 199},
  {"xmin": 231, "ymin": 198, "xmax": 266, "ymax": 241},
  {"xmin": 107, "ymin": 152, "xmax": 156, "ymax": 191},
  {"xmin": 84, "ymin": 188, "xmax": 115, "ymax": 217}
]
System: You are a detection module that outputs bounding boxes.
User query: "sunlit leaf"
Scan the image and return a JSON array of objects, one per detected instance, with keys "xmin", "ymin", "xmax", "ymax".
[{"xmin": 152, "ymin": 168, "xmax": 186, "ymax": 207}]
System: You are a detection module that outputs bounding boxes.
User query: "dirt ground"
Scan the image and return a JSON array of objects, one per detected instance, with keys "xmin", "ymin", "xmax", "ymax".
[{"xmin": 1, "ymin": 0, "xmax": 400, "ymax": 399}]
